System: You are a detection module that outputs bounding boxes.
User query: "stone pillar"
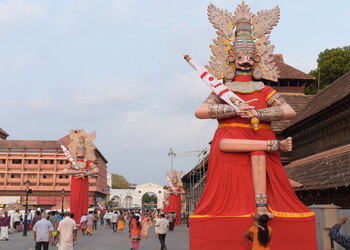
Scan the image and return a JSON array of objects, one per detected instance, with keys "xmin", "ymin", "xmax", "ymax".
[{"xmin": 309, "ymin": 204, "xmax": 340, "ymax": 250}]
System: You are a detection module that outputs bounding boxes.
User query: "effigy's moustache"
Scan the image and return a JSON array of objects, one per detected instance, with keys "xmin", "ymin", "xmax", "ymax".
[{"xmin": 238, "ymin": 62, "xmax": 253, "ymax": 67}]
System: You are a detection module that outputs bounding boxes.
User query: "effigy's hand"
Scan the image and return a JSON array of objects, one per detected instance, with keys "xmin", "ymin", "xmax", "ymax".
[
  {"xmin": 237, "ymin": 99, "xmax": 258, "ymax": 111},
  {"xmin": 237, "ymin": 109, "xmax": 258, "ymax": 118}
]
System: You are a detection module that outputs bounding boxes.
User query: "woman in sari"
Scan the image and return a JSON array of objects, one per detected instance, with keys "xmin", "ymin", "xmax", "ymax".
[
  {"xmin": 117, "ymin": 214, "xmax": 125, "ymax": 234},
  {"xmin": 140, "ymin": 214, "xmax": 150, "ymax": 238},
  {"xmin": 129, "ymin": 215, "xmax": 141, "ymax": 250}
]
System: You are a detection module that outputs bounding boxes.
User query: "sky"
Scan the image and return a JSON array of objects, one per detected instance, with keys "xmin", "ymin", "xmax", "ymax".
[{"xmin": 1, "ymin": 0, "xmax": 349, "ymax": 185}]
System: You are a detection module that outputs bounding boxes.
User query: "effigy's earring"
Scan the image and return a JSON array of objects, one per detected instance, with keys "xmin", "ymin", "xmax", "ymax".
[
  {"xmin": 224, "ymin": 65, "xmax": 235, "ymax": 81},
  {"xmin": 253, "ymin": 65, "xmax": 262, "ymax": 80}
]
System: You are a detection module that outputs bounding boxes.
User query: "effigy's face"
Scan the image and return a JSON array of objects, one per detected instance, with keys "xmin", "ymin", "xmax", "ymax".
[
  {"xmin": 232, "ymin": 42, "xmax": 256, "ymax": 72},
  {"xmin": 76, "ymin": 150, "xmax": 85, "ymax": 160}
]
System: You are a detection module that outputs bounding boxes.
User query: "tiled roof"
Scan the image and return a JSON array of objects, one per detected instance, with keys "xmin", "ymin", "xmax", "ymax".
[
  {"xmin": 290, "ymin": 71, "xmax": 350, "ymax": 126},
  {"xmin": 285, "ymin": 144, "xmax": 350, "ymax": 191},
  {"xmin": 0, "ymin": 140, "xmax": 60, "ymax": 148},
  {"xmin": 271, "ymin": 94, "xmax": 313, "ymax": 132},
  {"xmin": 273, "ymin": 54, "xmax": 315, "ymax": 80},
  {"xmin": 0, "ymin": 128, "xmax": 9, "ymax": 138}
]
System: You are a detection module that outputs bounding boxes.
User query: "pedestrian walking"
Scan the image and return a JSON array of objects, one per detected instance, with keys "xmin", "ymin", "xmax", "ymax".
[
  {"xmin": 33, "ymin": 213, "xmax": 53, "ymax": 250},
  {"xmin": 32, "ymin": 211, "xmax": 42, "ymax": 228},
  {"xmin": 329, "ymin": 216, "xmax": 350, "ymax": 249},
  {"xmin": 49, "ymin": 211, "xmax": 59, "ymax": 246},
  {"xmin": 111, "ymin": 211, "xmax": 118, "ymax": 233},
  {"xmin": 167, "ymin": 212, "xmax": 175, "ymax": 231},
  {"xmin": 156, "ymin": 214, "xmax": 169, "ymax": 250},
  {"xmin": 154, "ymin": 214, "xmax": 161, "ymax": 237},
  {"xmin": 0, "ymin": 212, "xmax": 10, "ymax": 241},
  {"xmin": 129, "ymin": 215, "xmax": 141, "ymax": 250},
  {"xmin": 13, "ymin": 210, "xmax": 22, "ymax": 232},
  {"xmin": 56, "ymin": 212, "xmax": 77, "ymax": 250},
  {"xmin": 93, "ymin": 210, "xmax": 98, "ymax": 230},
  {"xmin": 86, "ymin": 211, "xmax": 94, "ymax": 236},
  {"xmin": 80, "ymin": 214, "xmax": 87, "ymax": 235},
  {"xmin": 117, "ymin": 215, "xmax": 125, "ymax": 234}
]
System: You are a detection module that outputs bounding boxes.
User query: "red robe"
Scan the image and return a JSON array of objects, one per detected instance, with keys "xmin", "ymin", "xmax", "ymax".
[
  {"xmin": 168, "ymin": 187, "xmax": 183, "ymax": 225},
  {"xmin": 70, "ymin": 160, "xmax": 93, "ymax": 225},
  {"xmin": 190, "ymin": 76, "xmax": 317, "ymax": 249}
]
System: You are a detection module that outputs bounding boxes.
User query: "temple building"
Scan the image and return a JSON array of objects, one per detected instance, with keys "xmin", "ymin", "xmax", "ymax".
[
  {"xmin": 284, "ymin": 72, "xmax": 350, "ymax": 207},
  {"xmin": 0, "ymin": 131, "xmax": 109, "ymax": 209},
  {"xmin": 182, "ymin": 55, "xmax": 316, "ymax": 213}
]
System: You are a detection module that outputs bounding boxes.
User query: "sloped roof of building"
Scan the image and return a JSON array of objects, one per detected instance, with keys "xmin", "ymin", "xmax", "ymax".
[
  {"xmin": 285, "ymin": 144, "xmax": 350, "ymax": 191},
  {"xmin": 273, "ymin": 54, "xmax": 315, "ymax": 80},
  {"xmin": 0, "ymin": 128, "xmax": 9, "ymax": 138},
  {"xmin": 271, "ymin": 94, "xmax": 313, "ymax": 132},
  {"xmin": 0, "ymin": 140, "xmax": 60, "ymax": 148},
  {"xmin": 290, "ymin": 72, "xmax": 350, "ymax": 126}
]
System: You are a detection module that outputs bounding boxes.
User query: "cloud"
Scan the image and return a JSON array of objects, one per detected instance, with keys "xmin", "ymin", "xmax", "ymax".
[
  {"xmin": 25, "ymin": 95, "xmax": 53, "ymax": 114},
  {"xmin": 0, "ymin": 0, "xmax": 46, "ymax": 26}
]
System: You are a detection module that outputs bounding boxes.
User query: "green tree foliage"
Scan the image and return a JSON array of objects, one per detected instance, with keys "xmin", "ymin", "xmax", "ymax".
[
  {"xmin": 111, "ymin": 173, "xmax": 133, "ymax": 189},
  {"xmin": 142, "ymin": 192, "xmax": 157, "ymax": 204},
  {"xmin": 306, "ymin": 46, "xmax": 350, "ymax": 94}
]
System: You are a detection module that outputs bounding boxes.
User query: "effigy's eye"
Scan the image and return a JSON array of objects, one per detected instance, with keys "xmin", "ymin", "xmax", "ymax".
[
  {"xmin": 237, "ymin": 55, "xmax": 243, "ymax": 60},
  {"xmin": 248, "ymin": 55, "xmax": 253, "ymax": 60}
]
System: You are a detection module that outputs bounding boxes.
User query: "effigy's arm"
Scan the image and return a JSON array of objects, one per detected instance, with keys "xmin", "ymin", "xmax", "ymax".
[
  {"xmin": 195, "ymin": 94, "xmax": 238, "ymax": 119},
  {"xmin": 63, "ymin": 162, "xmax": 79, "ymax": 175},
  {"xmin": 239, "ymin": 93, "xmax": 296, "ymax": 121},
  {"xmin": 84, "ymin": 162, "xmax": 99, "ymax": 176}
]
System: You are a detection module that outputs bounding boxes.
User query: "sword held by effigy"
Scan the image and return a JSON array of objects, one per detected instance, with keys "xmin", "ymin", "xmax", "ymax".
[{"xmin": 183, "ymin": 54, "xmax": 260, "ymax": 131}]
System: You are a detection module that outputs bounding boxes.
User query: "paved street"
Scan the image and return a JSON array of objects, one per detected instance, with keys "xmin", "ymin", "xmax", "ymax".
[{"xmin": 0, "ymin": 224, "xmax": 189, "ymax": 250}]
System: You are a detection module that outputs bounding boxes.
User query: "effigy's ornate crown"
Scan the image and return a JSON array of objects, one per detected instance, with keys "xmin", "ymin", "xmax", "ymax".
[
  {"xmin": 206, "ymin": 1, "xmax": 280, "ymax": 81},
  {"xmin": 68, "ymin": 129, "xmax": 96, "ymax": 161}
]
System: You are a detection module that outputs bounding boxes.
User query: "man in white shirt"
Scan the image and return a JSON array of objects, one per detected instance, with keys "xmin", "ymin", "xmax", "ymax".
[
  {"xmin": 56, "ymin": 212, "xmax": 77, "ymax": 250},
  {"xmin": 33, "ymin": 213, "xmax": 53, "ymax": 250},
  {"xmin": 111, "ymin": 212, "xmax": 118, "ymax": 233},
  {"xmin": 13, "ymin": 210, "xmax": 21, "ymax": 232},
  {"xmin": 156, "ymin": 214, "xmax": 169, "ymax": 250}
]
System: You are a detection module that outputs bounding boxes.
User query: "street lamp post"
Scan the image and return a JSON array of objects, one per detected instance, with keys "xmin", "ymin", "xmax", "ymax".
[
  {"xmin": 168, "ymin": 148, "xmax": 176, "ymax": 171},
  {"xmin": 61, "ymin": 189, "xmax": 65, "ymax": 213},
  {"xmin": 23, "ymin": 179, "xmax": 32, "ymax": 236}
]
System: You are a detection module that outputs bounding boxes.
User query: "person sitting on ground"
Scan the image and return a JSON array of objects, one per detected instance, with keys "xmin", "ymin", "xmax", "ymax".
[
  {"xmin": 329, "ymin": 216, "xmax": 350, "ymax": 250},
  {"xmin": 243, "ymin": 214, "xmax": 272, "ymax": 250}
]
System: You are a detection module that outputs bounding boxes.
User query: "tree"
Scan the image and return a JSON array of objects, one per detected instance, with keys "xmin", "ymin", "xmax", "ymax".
[
  {"xmin": 111, "ymin": 173, "xmax": 132, "ymax": 189},
  {"xmin": 306, "ymin": 46, "xmax": 350, "ymax": 94},
  {"xmin": 142, "ymin": 193, "xmax": 157, "ymax": 204}
]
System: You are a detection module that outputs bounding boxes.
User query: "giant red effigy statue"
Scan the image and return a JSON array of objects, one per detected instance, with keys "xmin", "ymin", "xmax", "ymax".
[
  {"xmin": 61, "ymin": 130, "xmax": 99, "ymax": 225},
  {"xmin": 185, "ymin": 1, "xmax": 317, "ymax": 249},
  {"xmin": 166, "ymin": 170, "xmax": 185, "ymax": 225}
]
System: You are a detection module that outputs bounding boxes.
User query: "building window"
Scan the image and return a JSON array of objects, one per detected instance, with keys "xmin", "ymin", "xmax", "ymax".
[
  {"xmin": 58, "ymin": 160, "xmax": 68, "ymax": 165},
  {"xmin": 42, "ymin": 174, "xmax": 53, "ymax": 179},
  {"xmin": 26, "ymin": 174, "xmax": 37, "ymax": 178},
  {"xmin": 0, "ymin": 159, "xmax": 6, "ymax": 164},
  {"xmin": 58, "ymin": 175, "xmax": 69, "ymax": 179},
  {"xmin": 10, "ymin": 174, "xmax": 20, "ymax": 178},
  {"xmin": 25, "ymin": 159, "xmax": 38, "ymax": 164},
  {"xmin": 12, "ymin": 159, "xmax": 22, "ymax": 164},
  {"xmin": 42, "ymin": 159, "xmax": 54, "ymax": 164}
]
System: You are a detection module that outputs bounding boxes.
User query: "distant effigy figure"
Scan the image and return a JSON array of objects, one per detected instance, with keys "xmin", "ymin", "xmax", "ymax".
[
  {"xmin": 61, "ymin": 130, "xmax": 99, "ymax": 225},
  {"xmin": 185, "ymin": 1, "xmax": 317, "ymax": 249},
  {"xmin": 166, "ymin": 170, "xmax": 185, "ymax": 225}
]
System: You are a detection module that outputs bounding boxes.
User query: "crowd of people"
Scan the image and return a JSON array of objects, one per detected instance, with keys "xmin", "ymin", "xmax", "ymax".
[{"xmin": 0, "ymin": 207, "xmax": 177, "ymax": 250}]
